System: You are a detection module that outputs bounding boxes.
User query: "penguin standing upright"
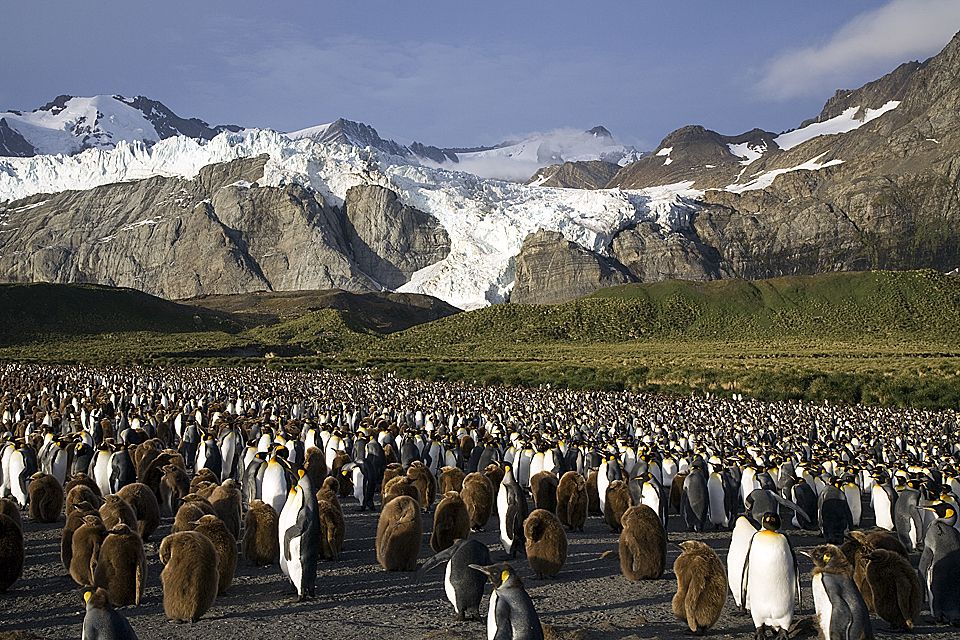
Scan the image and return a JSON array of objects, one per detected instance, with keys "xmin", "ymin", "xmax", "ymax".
[
  {"xmin": 728, "ymin": 515, "xmax": 758, "ymax": 611},
  {"xmin": 804, "ymin": 544, "xmax": 873, "ymax": 640},
  {"xmin": 82, "ymin": 587, "xmax": 139, "ymax": 640},
  {"xmin": 870, "ymin": 472, "xmax": 897, "ymax": 532},
  {"xmin": 419, "ymin": 538, "xmax": 492, "ymax": 621},
  {"xmin": 893, "ymin": 479, "xmax": 924, "ymax": 552},
  {"xmin": 743, "ymin": 512, "xmax": 799, "ymax": 639},
  {"xmin": 470, "ymin": 563, "xmax": 544, "ymax": 640},
  {"xmin": 497, "ymin": 465, "xmax": 528, "ymax": 558},
  {"xmin": 0, "ymin": 511, "xmax": 23, "ymax": 592},
  {"xmin": 919, "ymin": 502, "xmax": 960, "ymax": 626},
  {"xmin": 278, "ymin": 470, "xmax": 319, "ymax": 600},
  {"xmin": 681, "ymin": 463, "xmax": 709, "ymax": 532}
]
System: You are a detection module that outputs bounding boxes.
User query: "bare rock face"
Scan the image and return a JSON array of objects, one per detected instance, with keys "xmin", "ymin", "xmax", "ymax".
[
  {"xmin": 511, "ymin": 230, "xmax": 633, "ymax": 304},
  {"xmin": 527, "ymin": 160, "xmax": 621, "ymax": 189},
  {"xmin": 611, "ymin": 222, "xmax": 725, "ymax": 282},
  {"xmin": 0, "ymin": 156, "xmax": 379, "ymax": 299},
  {"xmin": 342, "ymin": 184, "xmax": 450, "ymax": 289}
]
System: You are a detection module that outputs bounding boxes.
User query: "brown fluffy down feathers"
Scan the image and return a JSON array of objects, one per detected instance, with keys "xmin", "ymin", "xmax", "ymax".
[
  {"xmin": 159, "ymin": 531, "xmax": 219, "ymax": 622},
  {"xmin": 524, "ymin": 509, "xmax": 567, "ymax": 578},
  {"xmin": 376, "ymin": 495, "xmax": 421, "ymax": 571},
  {"xmin": 671, "ymin": 540, "xmax": 727, "ymax": 633},
  {"xmin": 619, "ymin": 505, "xmax": 666, "ymax": 580}
]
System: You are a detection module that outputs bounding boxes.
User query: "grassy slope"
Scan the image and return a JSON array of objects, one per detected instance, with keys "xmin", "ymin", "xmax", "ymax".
[{"xmin": 1, "ymin": 271, "xmax": 958, "ymax": 407}]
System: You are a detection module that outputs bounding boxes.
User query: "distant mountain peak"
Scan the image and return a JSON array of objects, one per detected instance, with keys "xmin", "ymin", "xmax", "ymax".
[
  {"xmin": 586, "ymin": 125, "xmax": 612, "ymax": 139},
  {"xmin": 0, "ymin": 94, "xmax": 238, "ymax": 157}
]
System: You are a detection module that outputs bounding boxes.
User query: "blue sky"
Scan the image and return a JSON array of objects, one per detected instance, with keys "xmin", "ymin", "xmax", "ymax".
[{"xmin": 3, "ymin": 1, "xmax": 958, "ymax": 148}]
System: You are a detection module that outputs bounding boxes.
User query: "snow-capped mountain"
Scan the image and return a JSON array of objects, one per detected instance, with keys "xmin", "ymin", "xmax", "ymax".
[{"xmin": 0, "ymin": 95, "xmax": 239, "ymax": 157}]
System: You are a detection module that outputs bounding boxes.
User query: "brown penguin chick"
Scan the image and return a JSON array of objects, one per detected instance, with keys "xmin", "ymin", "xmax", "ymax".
[
  {"xmin": 0, "ymin": 512, "xmax": 24, "ymax": 592},
  {"xmin": 116, "ymin": 483, "xmax": 160, "ymax": 542},
  {"xmin": 382, "ymin": 443, "xmax": 398, "ymax": 466},
  {"xmin": 159, "ymin": 464, "xmax": 190, "ymax": 516},
  {"xmin": 483, "ymin": 463, "xmax": 505, "ymax": 501},
  {"xmin": 61, "ymin": 501, "xmax": 98, "ymax": 571},
  {"xmin": 861, "ymin": 547, "xmax": 922, "ymax": 630},
  {"xmin": 64, "ymin": 473, "xmax": 103, "ymax": 503},
  {"xmin": 461, "ymin": 471, "xmax": 495, "ymax": 530},
  {"xmin": 524, "ymin": 508, "xmax": 567, "ymax": 579},
  {"xmin": 459, "ymin": 435, "xmax": 475, "ymax": 465},
  {"xmin": 556, "ymin": 471, "xmax": 587, "ymax": 531},
  {"xmin": 303, "ymin": 446, "xmax": 327, "ymax": 490},
  {"xmin": 66, "ymin": 483, "xmax": 103, "ymax": 514},
  {"xmin": 27, "ymin": 472, "xmax": 64, "ymax": 523},
  {"xmin": 191, "ymin": 514, "xmax": 236, "ymax": 595},
  {"xmin": 242, "ymin": 500, "xmax": 279, "ymax": 566},
  {"xmin": 430, "ymin": 491, "xmax": 471, "ymax": 552},
  {"xmin": 317, "ymin": 498, "xmax": 345, "ymax": 561},
  {"xmin": 0, "ymin": 496, "xmax": 22, "ymax": 532},
  {"xmin": 586, "ymin": 469, "xmax": 602, "ymax": 515},
  {"xmin": 172, "ymin": 494, "xmax": 215, "ymax": 533},
  {"xmin": 316, "ymin": 476, "xmax": 342, "ymax": 511},
  {"xmin": 190, "ymin": 468, "xmax": 219, "ymax": 493},
  {"xmin": 70, "ymin": 514, "xmax": 107, "ymax": 587},
  {"xmin": 672, "ymin": 540, "xmax": 728, "ymax": 633},
  {"xmin": 619, "ymin": 504, "xmax": 666, "ymax": 580},
  {"xmin": 192, "ymin": 481, "xmax": 218, "ymax": 500},
  {"xmin": 382, "ymin": 475, "xmax": 421, "ymax": 506},
  {"xmin": 159, "ymin": 531, "xmax": 219, "ymax": 623},
  {"xmin": 142, "ymin": 451, "xmax": 185, "ymax": 505},
  {"xmin": 99, "ymin": 495, "xmax": 137, "ymax": 531},
  {"xmin": 604, "ymin": 480, "xmax": 632, "ymax": 533},
  {"xmin": 407, "ymin": 461, "xmax": 437, "ymax": 511},
  {"xmin": 438, "ymin": 466, "xmax": 466, "ymax": 494},
  {"xmin": 131, "ymin": 439, "xmax": 160, "ymax": 477},
  {"xmin": 92, "ymin": 523, "xmax": 146, "ymax": 607},
  {"xmin": 382, "ymin": 462, "xmax": 404, "ymax": 489},
  {"xmin": 208, "ymin": 479, "xmax": 242, "ymax": 541},
  {"xmin": 331, "ymin": 451, "xmax": 353, "ymax": 497},
  {"xmin": 530, "ymin": 471, "xmax": 559, "ymax": 513},
  {"xmin": 376, "ymin": 495, "xmax": 422, "ymax": 571},
  {"xmin": 670, "ymin": 472, "xmax": 689, "ymax": 513}
]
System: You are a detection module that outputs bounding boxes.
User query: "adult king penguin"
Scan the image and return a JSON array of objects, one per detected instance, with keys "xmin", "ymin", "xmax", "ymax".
[
  {"xmin": 803, "ymin": 544, "xmax": 873, "ymax": 640},
  {"xmin": 278, "ymin": 470, "xmax": 319, "ymax": 601},
  {"xmin": 470, "ymin": 563, "xmax": 544, "ymax": 640},
  {"xmin": 743, "ymin": 512, "xmax": 800, "ymax": 639},
  {"xmin": 919, "ymin": 502, "xmax": 960, "ymax": 626},
  {"xmin": 497, "ymin": 465, "xmax": 528, "ymax": 558},
  {"xmin": 419, "ymin": 538, "xmax": 492, "ymax": 621}
]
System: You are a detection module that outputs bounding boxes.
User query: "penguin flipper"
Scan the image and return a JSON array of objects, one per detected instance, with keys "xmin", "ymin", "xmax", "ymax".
[
  {"xmin": 822, "ymin": 574, "xmax": 855, "ymax": 640},
  {"xmin": 769, "ymin": 493, "xmax": 810, "ymax": 524},
  {"xmin": 419, "ymin": 542, "xmax": 461, "ymax": 577},
  {"xmin": 741, "ymin": 531, "xmax": 756, "ymax": 611}
]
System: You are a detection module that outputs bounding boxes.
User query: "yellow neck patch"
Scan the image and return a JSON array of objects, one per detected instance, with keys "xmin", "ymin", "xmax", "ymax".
[{"xmin": 500, "ymin": 570, "xmax": 510, "ymax": 584}]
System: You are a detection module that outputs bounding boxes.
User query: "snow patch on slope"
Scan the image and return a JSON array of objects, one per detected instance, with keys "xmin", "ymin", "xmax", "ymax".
[
  {"xmin": 725, "ymin": 153, "xmax": 844, "ymax": 193},
  {"xmin": 0, "ymin": 129, "xmax": 696, "ymax": 309},
  {"xmin": 775, "ymin": 101, "xmax": 900, "ymax": 151}
]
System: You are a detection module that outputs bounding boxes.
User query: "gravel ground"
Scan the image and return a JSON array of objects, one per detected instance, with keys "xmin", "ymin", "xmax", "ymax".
[{"xmin": 1, "ymin": 501, "xmax": 956, "ymax": 640}]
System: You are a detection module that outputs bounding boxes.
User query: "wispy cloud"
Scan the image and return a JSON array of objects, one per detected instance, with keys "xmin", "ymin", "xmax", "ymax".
[{"xmin": 758, "ymin": 0, "xmax": 960, "ymax": 100}]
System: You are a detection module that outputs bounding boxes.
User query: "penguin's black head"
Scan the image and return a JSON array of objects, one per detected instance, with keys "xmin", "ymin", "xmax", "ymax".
[
  {"xmin": 760, "ymin": 512, "xmax": 781, "ymax": 532},
  {"xmin": 469, "ymin": 562, "xmax": 519, "ymax": 589},
  {"xmin": 921, "ymin": 501, "xmax": 958, "ymax": 525}
]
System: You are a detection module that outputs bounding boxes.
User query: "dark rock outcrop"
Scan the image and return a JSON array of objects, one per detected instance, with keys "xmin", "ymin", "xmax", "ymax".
[
  {"xmin": 0, "ymin": 118, "xmax": 35, "ymax": 157},
  {"xmin": 511, "ymin": 230, "xmax": 633, "ymax": 304},
  {"xmin": 342, "ymin": 185, "xmax": 451, "ymax": 289},
  {"xmin": 528, "ymin": 161, "xmax": 621, "ymax": 189},
  {"xmin": 611, "ymin": 222, "xmax": 725, "ymax": 282}
]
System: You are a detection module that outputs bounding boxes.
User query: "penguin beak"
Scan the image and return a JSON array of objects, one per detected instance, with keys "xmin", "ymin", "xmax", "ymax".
[
  {"xmin": 797, "ymin": 549, "xmax": 814, "ymax": 559},
  {"xmin": 468, "ymin": 563, "xmax": 493, "ymax": 577}
]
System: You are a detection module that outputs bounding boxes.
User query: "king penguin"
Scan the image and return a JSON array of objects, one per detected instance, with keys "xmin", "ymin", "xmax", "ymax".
[
  {"xmin": 497, "ymin": 465, "xmax": 528, "ymax": 558},
  {"xmin": 278, "ymin": 470, "xmax": 319, "ymax": 600},
  {"xmin": 419, "ymin": 538, "xmax": 492, "ymax": 621},
  {"xmin": 728, "ymin": 515, "xmax": 758, "ymax": 611},
  {"xmin": 743, "ymin": 512, "xmax": 800, "ymax": 639},
  {"xmin": 470, "ymin": 563, "xmax": 544, "ymax": 640},
  {"xmin": 804, "ymin": 544, "xmax": 873, "ymax": 640},
  {"xmin": 919, "ymin": 502, "xmax": 960, "ymax": 626}
]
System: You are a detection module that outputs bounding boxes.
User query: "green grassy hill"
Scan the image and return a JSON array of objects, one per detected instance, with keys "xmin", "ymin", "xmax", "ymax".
[{"xmin": 1, "ymin": 271, "xmax": 958, "ymax": 408}]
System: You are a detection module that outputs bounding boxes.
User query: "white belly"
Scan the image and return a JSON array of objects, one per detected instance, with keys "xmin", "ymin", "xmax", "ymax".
[
  {"xmin": 444, "ymin": 562, "xmax": 458, "ymax": 612},
  {"xmin": 872, "ymin": 487, "xmax": 894, "ymax": 530},
  {"xmin": 746, "ymin": 532, "xmax": 795, "ymax": 631},
  {"xmin": 487, "ymin": 588, "xmax": 499, "ymax": 640},
  {"xmin": 497, "ymin": 485, "xmax": 512, "ymax": 552},
  {"xmin": 812, "ymin": 574, "xmax": 833, "ymax": 640}
]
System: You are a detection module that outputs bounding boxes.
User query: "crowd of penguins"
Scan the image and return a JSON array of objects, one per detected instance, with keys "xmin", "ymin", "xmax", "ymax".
[{"xmin": 0, "ymin": 364, "xmax": 959, "ymax": 640}]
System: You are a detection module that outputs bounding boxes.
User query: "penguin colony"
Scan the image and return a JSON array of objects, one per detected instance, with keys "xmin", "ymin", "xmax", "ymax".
[{"xmin": 0, "ymin": 364, "xmax": 959, "ymax": 639}]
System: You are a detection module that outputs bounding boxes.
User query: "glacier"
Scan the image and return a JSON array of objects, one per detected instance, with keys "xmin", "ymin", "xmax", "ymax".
[{"xmin": 0, "ymin": 129, "xmax": 699, "ymax": 309}]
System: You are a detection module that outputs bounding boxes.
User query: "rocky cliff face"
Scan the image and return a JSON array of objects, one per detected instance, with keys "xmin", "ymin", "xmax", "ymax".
[
  {"xmin": 342, "ymin": 184, "xmax": 450, "ymax": 289},
  {"xmin": 0, "ymin": 156, "xmax": 451, "ymax": 300},
  {"xmin": 527, "ymin": 160, "xmax": 621, "ymax": 189},
  {"xmin": 511, "ymin": 230, "xmax": 633, "ymax": 304},
  {"xmin": 611, "ymin": 222, "xmax": 725, "ymax": 282}
]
